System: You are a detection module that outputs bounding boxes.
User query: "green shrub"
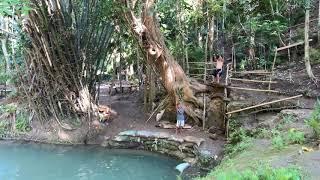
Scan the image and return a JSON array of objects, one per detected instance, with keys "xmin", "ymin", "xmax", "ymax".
[
  {"xmin": 206, "ymin": 166, "xmax": 301, "ymax": 180},
  {"xmin": 307, "ymin": 100, "xmax": 320, "ymax": 138},
  {"xmin": 271, "ymin": 129, "xmax": 305, "ymax": 150},
  {"xmin": 310, "ymin": 48, "xmax": 320, "ymax": 64},
  {"xmin": 272, "ymin": 135, "xmax": 285, "ymax": 150},
  {"xmin": 15, "ymin": 112, "xmax": 31, "ymax": 132},
  {"xmin": 0, "ymin": 104, "xmax": 17, "ymax": 114},
  {"xmin": 0, "ymin": 120, "xmax": 9, "ymax": 137},
  {"xmin": 287, "ymin": 129, "xmax": 305, "ymax": 144},
  {"xmin": 225, "ymin": 128, "xmax": 253, "ymax": 158}
]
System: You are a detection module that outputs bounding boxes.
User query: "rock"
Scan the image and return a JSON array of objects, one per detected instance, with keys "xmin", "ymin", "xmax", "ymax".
[
  {"xmin": 197, "ymin": 149, "xmax": 218, "ymax": 168},
  {"xmin": 100, "ymin": 140, "xmax": 110, "ymax": 147},
  {"xmin": 279, "ymin": 109, "xmax": 313, "ymax": 122},
  {"xmin": 183, "ymin": 158, "xmax": 198, "ymax": 165},
  {"xmin": 156, "ymin": 121, "xmax": 192, "ymax": 129},
  {"xmin": 157, "ymin": 132, "xmax": 171, "ymax": 139},
  {"xmin": 113, "ymin": 135, "xmax": 130, "ymax": 142},
  {"xmin": 119, "ymin": 130, "xmax": 137, "ymax": 136},
  {"xmin": 183, "ymin": 136, "xmax": 205, "ymax": 146},
  {"xmin": 175, "ymin": 162, "xmax": 191, "ymax": 173},
  {"xmin": 255, "ymin": 112, "xmax": 279, "ymax": 129},
  {"xmin": 168, "ymin": 135, "xmax": 184, "ymax": 143},
  {"xmin": 209, "ymin": 134, "xmax": 218, "ymax": 140},
  {"xmin": 136, "ymin": 130, "xmax": 159, "ymax": 138}
]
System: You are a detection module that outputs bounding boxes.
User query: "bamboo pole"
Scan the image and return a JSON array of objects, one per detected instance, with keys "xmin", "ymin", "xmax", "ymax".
[
  {"xmin": 268, "ymin": 49, "xmax": 278, "ymax": 90},
  {"xmin": 230, "ymin": 71, "xmax": 272, "ymax": 74},
  {"xmin": 226, "ymin": 95, "xmax": 303, "ymax": 115},
  {"xmin": 276, "ymin": 39, "xmax": 312, "ymax": 51},
  {"xmin": 229, "ymin": 86, "xmax": 279, "ymax": 93},
  {"xmin": 229, "ymin": 78, "xmax": 277, "ymax": 84}
]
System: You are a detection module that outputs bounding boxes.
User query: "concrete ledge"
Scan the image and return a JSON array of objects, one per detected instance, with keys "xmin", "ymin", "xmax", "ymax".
[{"xmin": 104, "ymin": 130, "xmax": 219, "ymax": 167}]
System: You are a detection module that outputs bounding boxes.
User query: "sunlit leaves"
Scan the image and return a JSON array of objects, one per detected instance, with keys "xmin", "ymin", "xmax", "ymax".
[{"xmin": 0, "ymin": 0, "xmax": 31, "ymax": 15}]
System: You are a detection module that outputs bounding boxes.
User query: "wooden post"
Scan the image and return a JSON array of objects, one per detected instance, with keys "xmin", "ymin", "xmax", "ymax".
[
  {"xmin": 232, "ymin": 45, "xmax": 236, "ymax": 72},
  {"xmin": 268, "ymin": 49, "xmax": 277, "ymax": 90}
]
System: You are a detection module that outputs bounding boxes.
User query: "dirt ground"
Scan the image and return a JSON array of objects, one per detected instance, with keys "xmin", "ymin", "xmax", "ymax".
[
  {"xmin": 229, "ymin": 62, "xmax": 320, "ymax": 109},
  {"xmin": 96, "ymin": 84, "xmax": 225, "ymax": 155}
]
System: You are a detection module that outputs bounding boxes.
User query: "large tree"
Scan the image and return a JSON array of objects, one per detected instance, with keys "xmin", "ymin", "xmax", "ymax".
[{"xmin": 120, "ymin": 0, "xmax": 224, "ymax": 128}]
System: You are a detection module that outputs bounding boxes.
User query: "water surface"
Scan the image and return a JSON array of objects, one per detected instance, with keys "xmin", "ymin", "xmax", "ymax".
[{"xmin": 0, "ymin": 142, "xmax": 179, "ymax": 180}]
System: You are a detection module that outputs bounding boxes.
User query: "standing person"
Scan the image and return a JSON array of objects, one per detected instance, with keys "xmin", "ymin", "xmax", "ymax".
[
  {"xmin": 212, "ymin": 55, "xmax": 224, "ymax": 83},
  {"xmin": 176, "ymin": 101, "xmax": 185, "ymax": 134}
]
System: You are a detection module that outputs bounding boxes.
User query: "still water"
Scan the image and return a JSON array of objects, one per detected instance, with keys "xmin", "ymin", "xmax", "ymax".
[{"xmin": 0, "ymin": 142, "xmax": 179, "ymax": 180}]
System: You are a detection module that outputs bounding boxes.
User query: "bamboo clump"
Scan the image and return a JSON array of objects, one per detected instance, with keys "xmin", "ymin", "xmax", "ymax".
[{"xmin": 20, "ymin": 0, "xmax": 113, "ymax": 124}]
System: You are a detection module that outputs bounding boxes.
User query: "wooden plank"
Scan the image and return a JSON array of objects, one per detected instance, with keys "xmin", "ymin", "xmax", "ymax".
[
  {"xmin": 230, "ymin": 78, "xmax": 277, "ymax": 84},
  {"xmin": 230, "ymin": 71, "xmax": 271, "ymax": 74},
  {"xmin": 229, "ymin": 86, "xmax": 279, "ymax": 93},
  {"xmin": 226, "ymin": 95, "xmax": 303, "ymax": 115},
  {"xmin": 276, "ymin": 39, "xmax": 312, "ymax": 51}
]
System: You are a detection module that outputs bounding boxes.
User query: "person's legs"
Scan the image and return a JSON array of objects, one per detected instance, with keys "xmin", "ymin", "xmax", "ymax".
[{"xmin": 176, "ymin": 120, "xmax": 179, "ymax": 134}]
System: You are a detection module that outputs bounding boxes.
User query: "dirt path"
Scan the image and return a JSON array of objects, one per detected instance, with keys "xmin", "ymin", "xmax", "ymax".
[{"xmin": 97, "ymin": 84, "xmax": 225, "ymax": 156}]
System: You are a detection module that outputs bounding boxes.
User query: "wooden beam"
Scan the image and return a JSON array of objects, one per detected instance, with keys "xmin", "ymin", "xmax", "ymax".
[
  {"xmin": 229, "ymin": 86, "xmax": 279, "ymax": 93},
  {"xmin": 226, "ymin": 95, "xmax": 303, "ymax": 115},
  {"xmin": 230, "ymin": 71, "xmax": 272, "ymax": 74},
  {"xmin": 230, "ymin": 78, "xmax": 277, "ymax": 84},
  {"xmin": 277, "ymin": 39, "xmax": 312, "ymax": 51}
]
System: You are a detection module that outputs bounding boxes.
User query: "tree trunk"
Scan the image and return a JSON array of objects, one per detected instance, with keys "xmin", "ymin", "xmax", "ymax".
[
  {"xmin": 208, "ymin": 16, "xmax": 214, "ymax": 62},
  {"xmin": 121, "ymin": 0, "xmax": 222, "ymax": 125},
  {"xmin": 304, "ymin": 1, "xmax": 316, "ymax": 80},
  {"xmin": 1, "ymin": 38, "xmax": 10, "ymax": 73},
  {"xmin": 0, "ymin": 16, "xmax": 10, "ymax": 73},
  {"xmin": 318, "ymin": 0, "xmax": 320, "ymax": 45}
]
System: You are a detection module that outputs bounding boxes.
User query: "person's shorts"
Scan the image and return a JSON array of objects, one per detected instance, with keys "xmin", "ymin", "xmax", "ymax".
[
  {"xmin": 212, "ymin": 69, "xmax": 223, "ymax": 77},
  {"xmin": 176, "ymin": 119, "xmax": 185, "ymax": 127}
]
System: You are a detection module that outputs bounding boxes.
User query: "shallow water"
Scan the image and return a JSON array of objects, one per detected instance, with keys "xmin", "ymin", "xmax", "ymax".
[{"xmin": 0, "ymin": 142, "xmax": 180, "ymax": 180}]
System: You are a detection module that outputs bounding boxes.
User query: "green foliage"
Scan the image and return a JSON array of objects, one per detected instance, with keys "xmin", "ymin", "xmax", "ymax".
[
  {"xmin": 0, "ymin": 104, "xmax": 30, "ymax": 133},
  {"xmin": 287, "ymin": 129, "xmax": 305, "ymax": 144},
  {"xmin": 0, "ymin": 121, "xmax": 9, "ymax": 137},
  {"xmin": 15, "ymin": 112, "xmax": 30, "ymax": 132},
  {"xmin": 0, "ymin": 72, "xmax": 10, "ymax": 84},
  {"xmin": 310, "ymin": 48, "xmax": 320, "ymax": 65},
  {"xmin": 272, "ymin": 129, "xmax": 305, "ymax": 150},
  {"xmin": 210, "ymin": 166, "xmax": 301, "ymax": 180},
  {"xmin": 0, "ymin": 104, "xmax": 17, "ymax": 114},
  {"xmin": 272, "ymin": 134, "xmax": 285, "ymax": 150},
  {"xmin": 307, "ymin": 100, "xmax": 320, "ymax": 138},
  {"xmin": 225, "ymin": 128, "xmax": 253, "ymax": 158},
  {"xmin": 0, "ymin": 0, "xmax": 31, "ymax": 15}
]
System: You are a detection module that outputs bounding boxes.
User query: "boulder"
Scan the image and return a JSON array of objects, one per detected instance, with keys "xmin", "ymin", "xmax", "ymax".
[{"xmin": 183, "ymin": 136, "xmax": 205, "ymax": 147}]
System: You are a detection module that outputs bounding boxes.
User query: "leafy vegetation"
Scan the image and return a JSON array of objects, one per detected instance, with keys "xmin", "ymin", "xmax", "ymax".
[
  {"xmin": 271, "ymin": 128, "xmax": 305, "ymax": 150},
  {"xmin": 307, "ymin": 100, "xmax": 320, "ymax": 138},
  {"xmin": 203, "ymin": 165, "xmax": 302, "ymax": 180},
  {"xmin": 15, "ymin": 112, "xmax": 30, "ymax": 132},
  {"xmin": 0, "ymin": 104, "xmax": 31, "ymax": 134},
  {"xmin": 225, "ymin": 128, "xmax": 253, "ymax": 158}
]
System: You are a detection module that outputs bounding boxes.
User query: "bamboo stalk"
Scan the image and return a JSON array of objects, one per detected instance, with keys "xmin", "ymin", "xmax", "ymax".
[
  {"xmin": 276, "ymin": 39, "xmax": 312, "ymax": 51},
  {"xmin": 226, "ymin": 95, "xmax": 303, "ymax": 115},
  {"xmin": 229, "ymin": 86, "xmax": 279, "ymax": 93},
  {"xmin": 229, "ymin": 78, "xmax": 277, "ymax": 84},
  {"xmin": 230, "ymin": 71, "xmax": 272, "ymax": 74},
  {"xmin": 268, "ymin": 49, "xmax": 277, "ymax": 90}
]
